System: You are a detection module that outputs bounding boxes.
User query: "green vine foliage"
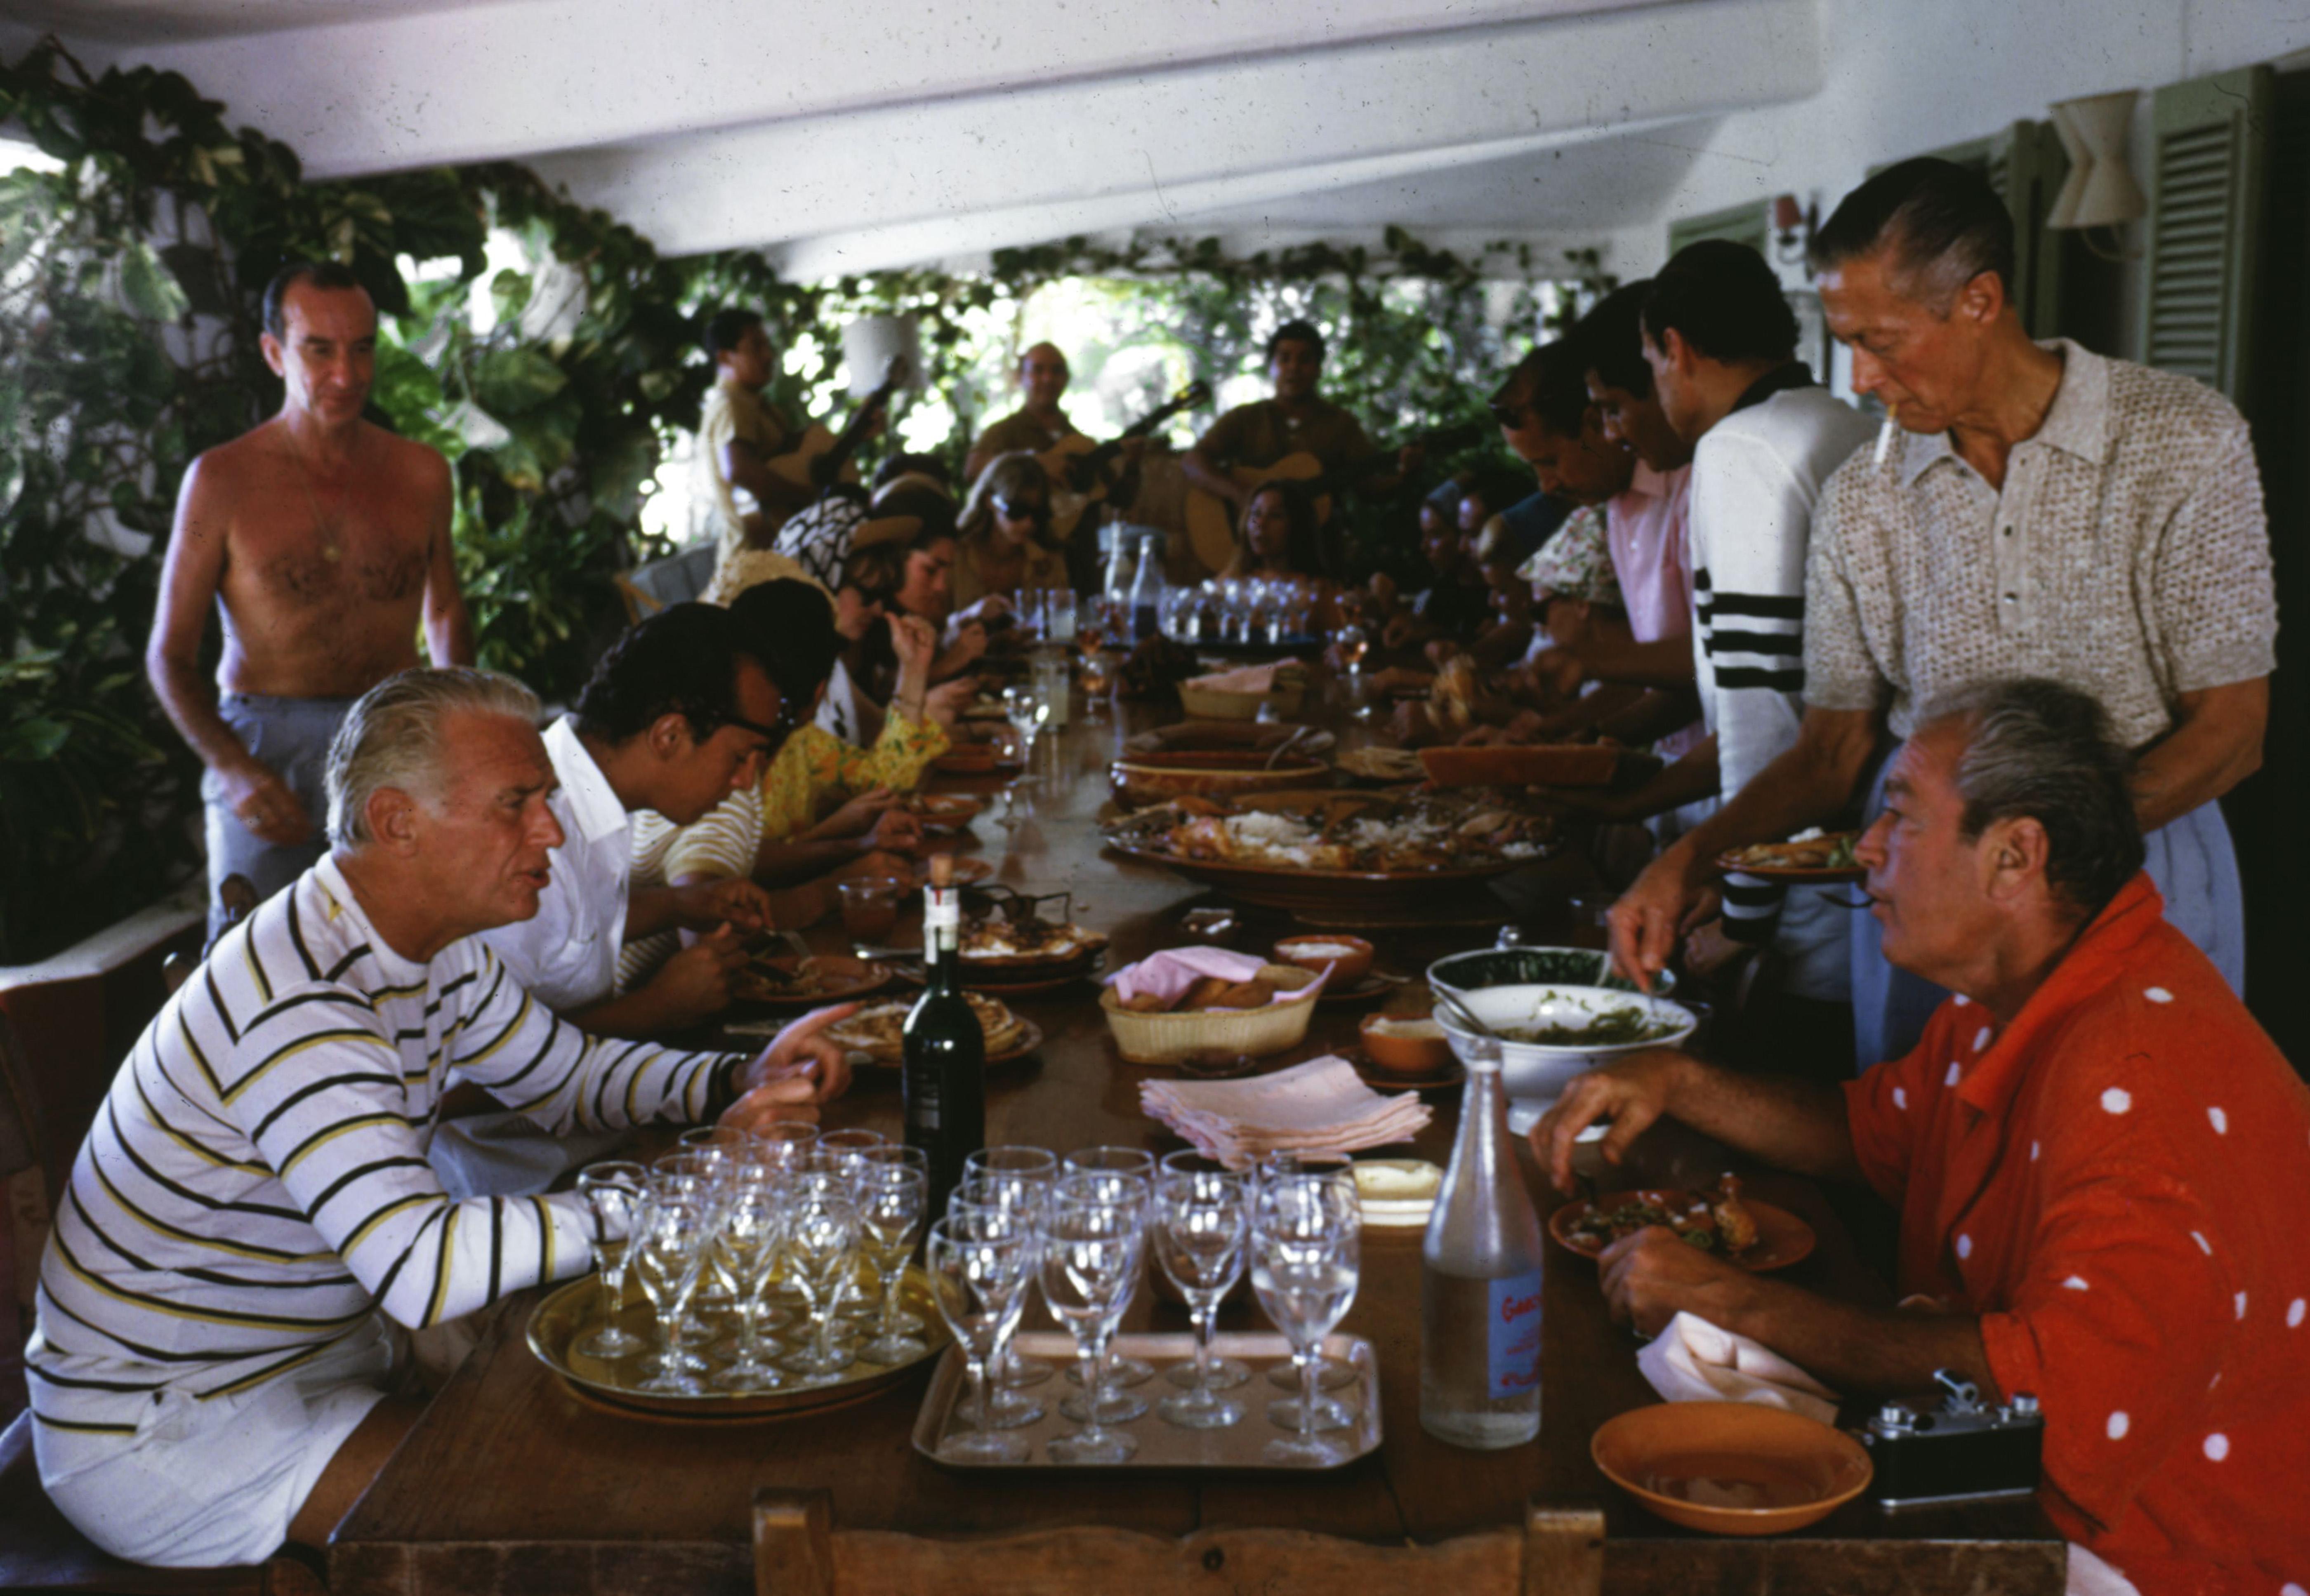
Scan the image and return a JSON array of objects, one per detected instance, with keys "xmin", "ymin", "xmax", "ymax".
[{"xmin": 2, "ymin": 36, "xmax": 1608, "ymax": 963}]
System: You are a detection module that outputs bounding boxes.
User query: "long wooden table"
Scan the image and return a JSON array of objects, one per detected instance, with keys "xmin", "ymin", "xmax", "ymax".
[{"xmin": 330, "ymin": 689, "xmax": 2063, "ymax": 1596}]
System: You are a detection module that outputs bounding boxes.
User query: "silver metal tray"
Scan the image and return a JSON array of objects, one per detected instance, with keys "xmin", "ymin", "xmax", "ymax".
[{"xmin": 912, "ymin": 1330, "xmax": 1381, "ymax": 1469}]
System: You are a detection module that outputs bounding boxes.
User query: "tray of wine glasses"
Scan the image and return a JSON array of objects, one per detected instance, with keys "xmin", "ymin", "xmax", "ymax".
[
  {"xmin": 911, "ymin": 1330, "xmax": 1381, "ymax": 1469},
  {"xmin": 526, "ymin": 1265, "xmax": 949, "ymax": 1422}
]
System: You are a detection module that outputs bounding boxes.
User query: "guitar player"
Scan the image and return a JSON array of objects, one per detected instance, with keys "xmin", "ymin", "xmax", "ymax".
[
  {"xmin": 696, "ymin": 308, "xmax": 876, "ymax": 557},
  {"xmin": 1180, "ymin": 320, "xmax": 1421, "ymax": 577},
  {"xmin": 964, "ymin": 342, "xmax": 1087, "ymax": 483}
]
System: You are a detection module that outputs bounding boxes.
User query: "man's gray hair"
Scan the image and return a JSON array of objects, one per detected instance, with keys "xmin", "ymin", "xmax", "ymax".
[
  {"xmin": 1810, "ymin": 158, "xmax": 2017, "ymax": 314},
  {"xmin": 1916, "ymin": 678, "xmax": 2145, "ymax": 918},
  {"xmin": 326, "ymin": 667, "xmax": 542, "ymax": 849}
]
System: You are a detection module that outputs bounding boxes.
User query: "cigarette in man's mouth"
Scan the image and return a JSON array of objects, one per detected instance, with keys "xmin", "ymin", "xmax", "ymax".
[{"xmin": 1874, "ymin": 401, "xmax": 1902, "ymax": 467}]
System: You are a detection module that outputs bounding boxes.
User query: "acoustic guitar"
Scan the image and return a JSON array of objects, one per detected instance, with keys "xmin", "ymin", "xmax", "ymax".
[
  {"xmin": 763, "ymin": 354, "xmax": 912, "ymax": 499},
  {"xmin": 1033, "ymin": 380, "xmax": 1211, "ymax": 542},
  {"xmin": 1180, "ymin": 421, "xmax": 1478, "ymax": 575}
]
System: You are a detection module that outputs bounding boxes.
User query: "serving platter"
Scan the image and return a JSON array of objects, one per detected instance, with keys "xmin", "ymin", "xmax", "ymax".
[
  {"xmin": 1101, "ymin": 838, "xmax": 1525, "ymax": 926},
  {"xmin": 732, "ymin": 953, "xmax": 896, "ymax": 1008},
  {"xmin": 1548, "ymin": 1189, "xmax": 1815, "ymax": 1272},
  {"xmin": 526, "ymin": 1268, "xmax": 948, "ymax": 1421},
  {"xmin": 833, "ymin": 1016, "xmax": 1045, "ymax": 1071},
  {"xmin": 1714, "ymin": 832, "xmax": 1867, "ymax": 883},
  {"xmin": 914, "ymin": 1330, "xmax": 1380, "ymax": 1470}
]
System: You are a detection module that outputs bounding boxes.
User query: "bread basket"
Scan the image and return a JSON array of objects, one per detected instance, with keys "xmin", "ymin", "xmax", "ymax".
[
  {"xmin": 1099, "ymin": 963, "xmax": 1320, "ymax": 1064},
  {"xmin": 1176, "ymin": 675, "xmax": 1308, "ymax": 721}
]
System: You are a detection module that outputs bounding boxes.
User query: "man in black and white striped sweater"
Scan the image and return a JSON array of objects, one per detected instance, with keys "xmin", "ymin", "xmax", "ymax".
[
  {"xmin": 1632, "ymin": 240, "xmax": 1875, "ymax": 1068},
  {"xmin": 26, "ymin": 667, "xmax": 852, "ymax": 1569}
]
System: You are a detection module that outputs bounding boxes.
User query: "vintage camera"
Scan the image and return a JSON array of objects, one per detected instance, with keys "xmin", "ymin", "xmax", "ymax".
[{"xmin": 1857, "ymin": 1370, "xmax": 2044, "ymax": 1508}]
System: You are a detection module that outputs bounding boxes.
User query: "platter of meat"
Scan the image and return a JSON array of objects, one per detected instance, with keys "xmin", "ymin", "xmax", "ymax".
[{"xmin": 1548, "ymin": 1176, "xmax": 1814, "ymax": 1272}]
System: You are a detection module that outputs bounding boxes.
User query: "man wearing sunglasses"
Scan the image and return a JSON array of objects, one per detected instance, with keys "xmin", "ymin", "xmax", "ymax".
[{"xmin": 477, "ymin": 602, "xmax": 803, "ymax": 1042}]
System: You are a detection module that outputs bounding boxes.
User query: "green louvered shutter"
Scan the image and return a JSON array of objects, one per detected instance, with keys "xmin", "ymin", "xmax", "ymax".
[
  {"xmin": 1667, "ymin": 201, "xmax": 1769, "ymax": 259},
  {"xmin": 2140, "ymin": 65, "xmax": 2274, "ymax": 404}
]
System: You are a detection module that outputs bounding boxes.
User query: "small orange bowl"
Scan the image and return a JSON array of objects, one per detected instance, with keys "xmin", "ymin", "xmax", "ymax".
[
  {"xmin": 1591, "ymin": 1402, "xmax": 1873, "ymax": 1536},
  {"xmin": 1358, "ymin": 1012, "xmax": 1453, "ymax": 1076},
  {"xmin": 1273, "ymin": 934, "xmax": 1374, "ymax": 985}
]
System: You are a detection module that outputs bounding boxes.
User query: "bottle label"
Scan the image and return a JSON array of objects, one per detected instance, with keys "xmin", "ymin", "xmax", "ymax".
[
  {"xmin": 1487, "ymin": 1267, "xmax": 1545, "ymax": 1398},
  {"xmin": 924, "ymin": 887, "xmax": 960, "ymax": 951}
]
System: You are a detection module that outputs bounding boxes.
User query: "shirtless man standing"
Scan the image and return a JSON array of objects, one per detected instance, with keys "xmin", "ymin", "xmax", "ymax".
[{"xmin": 147, "ymin": 261, "xmax": 474, "ymax": 931}]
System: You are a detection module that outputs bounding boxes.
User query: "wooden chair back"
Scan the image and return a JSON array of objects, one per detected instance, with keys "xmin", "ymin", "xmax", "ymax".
[{"xmin": 753, "ymin": 1488, "xmax": 1603, "ymax": 1596}]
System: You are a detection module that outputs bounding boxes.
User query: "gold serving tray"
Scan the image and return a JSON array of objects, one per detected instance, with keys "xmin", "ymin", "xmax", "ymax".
[{"xmin": 527, "ymin": 1266, "xmax": 948, "ymax": 1422}]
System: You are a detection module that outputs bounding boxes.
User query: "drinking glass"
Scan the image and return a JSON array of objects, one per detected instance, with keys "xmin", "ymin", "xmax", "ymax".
[
  {"xmin": 711, "ymin": 1179, "xmax": 791, "ymax": 1390},
  {"xmin": 957, "ymin": 1151, "xmax": 1059, "ymax": 1398},
  {"xmin": 856, "ymin": 1165, "xmax": 931, "ymax": 1364},
  {"xmin": 812, "ymin": 1128, "xmax": 887, "ymax": 1187},
  {"xmin": 1061, "ymin": 1150, "xmax": 1156, "ymax": 1391},
  {"xmin": 629, "ymin": 1193, "xmax": 713, "ymax": 1394},
  {"xmin": 745, "ymin": 1122, "xmax": 820, "ymax": 1176},
  {"xmin": 1002, "ymin": 684, "xmax": 1048, "ymax": 764},
  {"xmin": 780, "ymin": 1171, "xmax": 863, "ymax": 1380},
  {"xmin": 1152, "ymin": 1161, "xmax": 1250, "ymax": 1428},
  {"xmin": 575, "ymin": 1161, "xmax": 648, "ymax": 1357},
  {"xmin": 1043, "ymin": 587, "xmax": 1078, "ymax": 647},
  {"xmin": 649, "ymin": 1160, "xmax": 727, "ymax": 1328},
  {"xmin": 1037, "ymin": 1182, "xmax": 1146, "ymax": 1464},
  {"xmin": 1258, "ymin": 1154, "xmax": 1361, "ymax": 1396},
  {"xmin": 965, "ymin": 1145, "xmax": 1058, "ymax": 1192},
  {"xmin": 925, "ymin": 1212, "xmax": 1037, "ymax": 1463},
  {"xmin": 1251, "ymin": 1177, "xmax": 1362, "ymax": 1464}
]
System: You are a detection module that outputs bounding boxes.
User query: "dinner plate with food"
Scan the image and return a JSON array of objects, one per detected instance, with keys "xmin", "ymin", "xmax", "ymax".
[
  {"xmin": 731, "ymin": 949, "xmax": 895, "ymax": 1006},
  {"xmin": 1549, "ymin": 1175, "xmax": 1814, "ymax": 1271},
  {"xmin": 821, "ymin": 993, "xmax": 1042, "ymax": 1068},
  {"xmin": 1714, "ymin": 828, "xmax": 1864, "ymax": 881},
  {"xmin": 907, "ymin": 793, "xmax": 985, "ymax": 833}
]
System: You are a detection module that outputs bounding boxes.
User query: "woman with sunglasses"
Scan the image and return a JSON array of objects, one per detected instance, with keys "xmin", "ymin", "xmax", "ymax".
[{"xmin": 953, "ymin": 452, "xmax": 1072, "ymax": 616}]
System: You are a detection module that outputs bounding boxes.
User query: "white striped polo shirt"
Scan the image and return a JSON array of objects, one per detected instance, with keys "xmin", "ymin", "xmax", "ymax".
[{"xmin": 26, "ymin": 854, "xmax": 746, "ymax": 1436}]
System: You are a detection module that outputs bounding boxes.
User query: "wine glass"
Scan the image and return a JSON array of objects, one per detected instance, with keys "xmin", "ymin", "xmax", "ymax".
[
  {"xmin": 743, "ymin": 1122, "xmax": 819, "ymax": 1177},
  {"xmin": 1037, "ymin": 1179, "xmax": 1146, "ymax": 1464},
  {"xmin": 1002, "ymin": 684, "xmax": 1048, "ymax": 765},
  {"xmin": 1251, "ymin": 1175, "xmax": 1362, "ymax": 1465},
  {"xmin": 649, "ymin": 1159, "xmax": 726, "ymax": 1331},
  {"xmin": 1152, "ymin": 1158, "xmax": 1250, "ymax": 1428},
  {"xmin": 856, "ymin": 1164, "xmax": 930, "ymax": 1365},
  {"xmin": 780, "ymin": 1171, "xmax": 863, "ymax": 1381},
  {"xmin": 1058, "ymin": 1150, "xmax": 1155, "ymax": 1394},
  {"xmin": 575, "ymin": 1161, "xmax": 648, "ymax": 1358},
  {"xmin": 710, "ymin": 1178, "xmax": 791, "ymax": 1391},
  {"xmin": 1259, "ymin": 1154, "xmax": 1361, "ymax": 1397},
  {"xmin": 629, "ymin": 1193, "xmax": 713, "ymax": 1394},
  {"xmin": 925, "ymin": 1211, "xmax": 1037, "ymax": 1463}
]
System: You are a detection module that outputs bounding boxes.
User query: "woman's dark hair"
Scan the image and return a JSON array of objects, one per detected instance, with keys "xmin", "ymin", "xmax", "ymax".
[
  {"xmin": 1811, "ymin": 158, "xmax": 2015, "ymax": 310},
  {"xmin": 703, "ymin": 308, "xmax": 764, "ymax": 360},
  {"xmin": 262, "ymin": 260, "xmax": 367, "ymax": 340},
  {"xmin": 1266, "ymin": 319, "xmax": 1327, "ymax": 361},
  {"xmin": 1573, "ymin": 282, "xmax": 1655, "ymax": 398},
  {"xmin": 1921, "ymin": 678, "xmax": 2145, "ymax": 920},
  {"xmin": 574, "ymin": 603, "xmax": 750, "ymax": 745},
  {"xmin": 727, "ymin": 579, "xmax": 841, "ymax": 708},
  {"xmin": 874, "ymin": 484, "xmax": 958, "ymax": 545},
  {"xmin": 1641, "ymin": 240, "xmax": 1799, "ymax": 366},
  {"xmin": 1487, "ymin": 339, "xmax": 1591, "ymax": 437},
  {"xmin": 1232, "ymin": 480, "xmax": 1323, "ymax": 577},
  {"xmin": 959, "ymin": 452, "xmax": 1055, "ymax": 549},
  {"xmin": 840, "ymin": 539, "xmax": 908, "ymax": 604}
]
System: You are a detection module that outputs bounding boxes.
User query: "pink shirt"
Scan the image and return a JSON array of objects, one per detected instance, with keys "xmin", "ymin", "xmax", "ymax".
[{"xmin": 1607, "ymin": 462, "xmax": 1698, "ymax": 757}]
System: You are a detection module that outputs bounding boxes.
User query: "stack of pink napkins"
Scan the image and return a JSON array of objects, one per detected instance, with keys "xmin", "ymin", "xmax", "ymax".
[{"xmin": 1141, "ymin": 1055, "xmax": 1431, "ymax": 1171}]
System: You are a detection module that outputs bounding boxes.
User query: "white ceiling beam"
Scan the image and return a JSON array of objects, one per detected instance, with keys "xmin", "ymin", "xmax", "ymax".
[
  {"xmin": 31, "ymin": 0, "xmax": 1687, "ymax": 179},
  {"xmin": 534, "ymin": 0, "xmax": 1821, "ymax": 259}
]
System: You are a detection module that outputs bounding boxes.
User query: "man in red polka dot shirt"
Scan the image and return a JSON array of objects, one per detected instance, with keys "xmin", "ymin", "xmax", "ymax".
[{"xmin": 1534, "ymin": 678, "xmax": 2310, "ymax": 1594}]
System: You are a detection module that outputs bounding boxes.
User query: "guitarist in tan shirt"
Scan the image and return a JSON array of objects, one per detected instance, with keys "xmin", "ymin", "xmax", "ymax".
[
  {"xmin": 695, "ymin": 308, "xmax": 841, "ymax": 558},
  {"xmin": 1181, "ymin": 320, "xmax": 1419, "ymax": 575}
]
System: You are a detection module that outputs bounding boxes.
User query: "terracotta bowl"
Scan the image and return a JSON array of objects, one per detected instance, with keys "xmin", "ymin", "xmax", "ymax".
[
  {"xmin": 1108, "ymin": 749, "xmax": 1330, "ymax": 807},
  {"xmin": 1590, "ymin": 1402, "xmax": 1873, "ymax": 1536},
  {"xmin": 1358, "ymin": 1012, "xmax": 1454, "ymax": 1076},
  {"xmin": 1272, "ymin": 933, "xmax": 1374, "ymax": 985}
]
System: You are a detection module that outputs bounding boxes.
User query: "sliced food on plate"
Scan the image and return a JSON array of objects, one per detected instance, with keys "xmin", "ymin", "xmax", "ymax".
[
  {"xmin": 1716, "ymin": 827, "xmax": 1863, "ymax": 877},
  {"xmin": 824, "ymin": 993, "xmax": 1030, "ymax": 1064}
]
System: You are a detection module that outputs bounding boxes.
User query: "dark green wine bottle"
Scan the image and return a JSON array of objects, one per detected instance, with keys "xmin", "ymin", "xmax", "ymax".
[{"xmin": 903, "ymin": 854, "xmax": 984, "ymax": 1215}]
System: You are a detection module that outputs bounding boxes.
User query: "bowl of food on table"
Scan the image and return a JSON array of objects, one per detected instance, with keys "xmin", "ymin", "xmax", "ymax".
[
  {"xmin": 1357, "ymin": 1011, "xmax": 1454, "ymax": 1078},
  {"xmin": 1426, "ymin": 943, "xmax": 1678, "ymax": 1003},
  {"xmin": 1591, "ymin": 1401, "xmax": 1871, "ymax": 1536},
  {"xmin": 821, "ymin": 991, "xmax": 1041, "ymax": 1068},
  {"xmin": 952, "ymin": 885, "xmax": 1108, "ymax": 988},
  {"xmin": 1099, "ymin": 950, "xmax": 1322, "ymax": 1065},
  {"xmin": 1271, "ymin": 932, "xmax": 1374, "ymax": 985},
  {"xmin": 1426, "ymin": 965, "xmax": 1695, "ymax": 1111}
]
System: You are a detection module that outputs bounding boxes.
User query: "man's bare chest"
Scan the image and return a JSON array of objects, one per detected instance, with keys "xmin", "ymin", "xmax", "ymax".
[{"xmin": 226, "ymin": 490, "xmax": 432, "ymax": 612}]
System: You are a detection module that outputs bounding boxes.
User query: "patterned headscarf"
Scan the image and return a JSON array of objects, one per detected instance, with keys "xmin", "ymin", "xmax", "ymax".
[{"xmin": 1516, "ymin": 504, "xmax": 1624, "ymax": 609}]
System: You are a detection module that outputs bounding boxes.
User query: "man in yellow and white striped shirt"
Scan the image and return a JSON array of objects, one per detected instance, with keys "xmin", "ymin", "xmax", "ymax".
[{"xmin": 26, "ymin": 667, "xmax": 851, "ymax": 1568}]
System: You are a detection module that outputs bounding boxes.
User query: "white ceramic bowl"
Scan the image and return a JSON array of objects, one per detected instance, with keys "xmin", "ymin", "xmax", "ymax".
[{"xmin": 1433, "ymin": 983, "xmax": 1695, "ymax": 1106}]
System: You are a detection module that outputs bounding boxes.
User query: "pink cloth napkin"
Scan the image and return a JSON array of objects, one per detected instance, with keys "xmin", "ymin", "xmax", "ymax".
[
  {"xmin": 1108, "ymin": 947, "xmax": 1325, "ymax": 1008},
  {"xmin": 1186, "ymin": 661, "xmax": 1290, "ymax": 693},
  {"xmin": 1140, "ymin": 1055, "xmax": 1431, "ymax": 1170}
]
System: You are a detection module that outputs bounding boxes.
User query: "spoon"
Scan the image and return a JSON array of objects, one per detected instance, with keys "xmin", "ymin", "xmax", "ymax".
[{"xmin": 1262, "ymin": 723, "xmax": 1312, "ymax": 770}]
